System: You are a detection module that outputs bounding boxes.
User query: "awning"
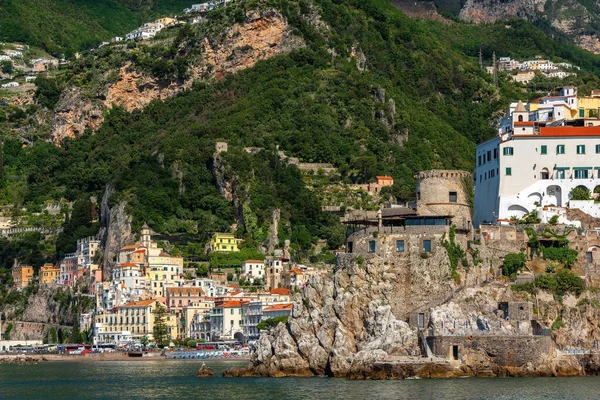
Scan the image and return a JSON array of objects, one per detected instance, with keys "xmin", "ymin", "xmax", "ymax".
[
  {"xmin": 553, "ymin": 167, "xmax": 570, "ymax": 170},
  {"xmin": 573, "ymin": 167, "xmax": 593, "ymax": 170}
]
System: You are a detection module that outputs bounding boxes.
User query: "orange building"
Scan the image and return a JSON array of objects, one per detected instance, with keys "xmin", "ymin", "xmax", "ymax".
[
  {"xmin": 40, "ymin": 263, "xmax": 60, "ymax": 284},
  {"xmin": 13, "ymin": 265, "xmax": 34, "ymax": 288}
]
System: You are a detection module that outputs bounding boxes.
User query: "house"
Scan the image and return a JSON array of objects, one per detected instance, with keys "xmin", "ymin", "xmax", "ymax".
[
  {"xmin": 262, "ymin": 303, "xmax": 293, "ymax": 320},
  {"xmin": 25, "ymin": 76, "xmax": 36, "ymax": 83},
  {"xmin": 241, "ymin": 260, "xmax": 265, "ymax": 280},
  {"xmin": 0, "ymin": 55, "xmax": 10, "ymax": 62},
  {"xmin": 40, "ymin": 264, "xmax": 60, "ymax": 285},
  {"xmin": 3, "ymin": 50, "xmax": 22, "ymax": 58},
  {"xmin": 13, "ymin": 265, "xmax": 34, "ymax": 288},
  {"xmin": 210, "ymin": 232, "xmax": 243, "ymax": 252},
  {"xmin": 155, "ymin": 17, "xmax": 177, "ymax": 27},
  {"xmin": 111, "ymin": 37, "xmax": 123, "ymax": 43},
  {"xmin": 112, "ymin": 263, "xmax": 145, "ymax": 291},
  {"xmin": 512, "ymin": 71, "xmax": 535, "ymax": 84},
  {"xmin": 31, "ymin": 58, "xmax": 58, "ymax": 73},
  {"xmin": 474, "ymin": 90, "xmax": 600, "ymax": 226},
  {"xmin": 166, "ymin": 287, "xmax": 205, "ymax": 311},
  {"xmin": 264, "ymin": 257, "xmax": 287, "ymax": 290},
  {"xmin": 266, "ymin": 287, "xmax": 291, "ymax": 303},
  {"xmin": 1, "ymin": 82, "xmax": 19, "ymax": 88},
  {"xmin": 210, "ymin": 300, "xmax": 245, "ymax": 341},
  {"xmin": 93, "ymin": 299, "xmax": 178, "ymax": 344}
]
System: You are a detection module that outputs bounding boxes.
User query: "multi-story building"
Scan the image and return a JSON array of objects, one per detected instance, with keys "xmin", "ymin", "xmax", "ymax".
[
  {"xmin": 210, "ymin": 233, "xmax": 243, "ymax": 252},
  {"xmin": 210, "ymin": 300, "xmax": 245, "ymax": 341},
  {"xmin": 12, "ymin": 265, "xmax": 34, "ymax": 288},
  {"xmin": 166, "ymin": 287, "xmax": 205, "ymax": 311},
  {"xmin": 264, "ymin": 257, "xmax": 287, "ymax": 290},
  {"xmin": 93, "ymin": 299, "xmax": 178, "ymax": 344},
  {"xmin": 241, "ymin": 260, "xmax": 265, "ymax": 280},
  {"xmin": 112, "ymin": 263, "xmax": 146, "ymax": 291},
  {"xmin": 262, "ymin": 303, "xmax": 293, "ymax": 320},
  {"xmin": 40, "ymin": 263, "xmax": 60, "ymax": 285},
  {"xmin": 475, "ymin": 92, "xmax": 600, "ymax": 226},
  {"xmin": 241, "ymin": 301, "xmax": 263, "ymax": 341}
]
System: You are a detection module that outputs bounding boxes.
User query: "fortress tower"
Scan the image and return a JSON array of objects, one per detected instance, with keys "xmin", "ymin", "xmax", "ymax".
[{"xmin": 415, "ymin": 170, "xmax": 473, "ymax": 231}]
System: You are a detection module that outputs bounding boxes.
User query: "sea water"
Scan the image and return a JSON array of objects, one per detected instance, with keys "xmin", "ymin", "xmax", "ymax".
[{"xmin": 0, "ymin": 360, "xmax": 598, "ymax": 399}]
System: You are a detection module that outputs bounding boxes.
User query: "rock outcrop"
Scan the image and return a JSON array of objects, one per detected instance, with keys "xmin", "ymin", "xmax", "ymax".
[
  {"xmin": 98, "ymin": 186, "xmax": 135, "ymax": 280},
  {"xmin": 197, "ymin": 363, "xmax": 215, "ymax": 377},
  {"xmin": 51, "ymin": 9, "xmax": 305, "ymax": 143}
]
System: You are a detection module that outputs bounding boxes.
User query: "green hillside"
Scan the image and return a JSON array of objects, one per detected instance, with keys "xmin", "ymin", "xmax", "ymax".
[
  {"xmin": 3, "ymin": 0, "xmax": 600, "ymax": 263},
  {"xmin": 0, "ymin": 0, "xmax": 194, "ymax": 56}
]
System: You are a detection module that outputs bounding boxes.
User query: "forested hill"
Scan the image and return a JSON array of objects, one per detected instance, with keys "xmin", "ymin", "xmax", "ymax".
[
  {"xmin": 0, "ymin": 0, "xmax": 194, "ymax": 56},
  {"xmin": 4, "ymin": 0, "xmax": 600, "ymax": 266}
]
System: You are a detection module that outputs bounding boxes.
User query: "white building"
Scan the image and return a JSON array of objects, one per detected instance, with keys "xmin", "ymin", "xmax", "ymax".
[
  {"xmin": 1, "ymin": 82, "xmax": 19, "ymax": 88},
  {"xmin": 475, "ymin": 98, "xmax": 600, "ymax": 226},
  {"xmin": 210, "ymin": 300, "xmax": 244, "ymax": 341},
  {"xmin": 241, "ymin": 260, "xmax": 264, "ymax": 280}
]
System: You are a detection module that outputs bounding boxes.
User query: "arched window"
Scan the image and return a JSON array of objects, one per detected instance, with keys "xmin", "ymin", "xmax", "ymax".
[{"xmin": 518, "ymin": 115, "xmax": 523, "ymax": 122}]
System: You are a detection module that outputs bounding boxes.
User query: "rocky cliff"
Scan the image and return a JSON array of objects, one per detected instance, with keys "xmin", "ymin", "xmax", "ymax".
[{"xmin": 51, "ymin": 9, "xmax": 305, "ymax": 143}]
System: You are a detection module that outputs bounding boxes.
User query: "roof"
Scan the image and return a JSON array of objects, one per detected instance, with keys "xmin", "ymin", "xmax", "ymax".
[
  {"xmin": 134, "ymin": 249, "xmax": 146, "ymax": 253},
  {"xmin": 514, "ymin": 121, "xmax": 534, "ymax": 127},
  {"xmin": 381, "ymin": 207, "xmax": 417, "ymax": 218},
  {"xmin": 219, "ymin": 301, "xmax": 243, "ymax": 308},
  {"xmin": 539, "ymin": 126, "xmax": 600, "ymax": 137},
  {"xmin": 114, "ymin": 263, "xmax": 138, "ymax": 268},
  {"xmin": 269, "ymin": 288, "xmax": 291, "ymax": 295},
  {"xmin": 122, "ymin": 299, "xmax": 159, "ymax": 308},
  {"xmin": 159, "ymin": 252, "xmax": 170, "ymax": 257},
  {"xmin": 243, "ymin": 260, "xmax": 265, "ymax": 264},
  {"xmin": 166, "ymin": 287, "xmax": 205, "ymax": 295},
  {"xmin": 263, "ymin": 304, "xmax": 293, "ymax": 312},
  {"xmin": 376, "ymin": 176, "xmax": 393, "ymax": 180},
  {"xmin": 288, "ymin": 267, "xmax": 304, "ymax": 275},
  {"xmin": 514, "ymin": 100, "xmax": 527, "ymax": 113},
  {"xmin": 119, "ymin": 244, "xmax": 138, "ymax": 251}
]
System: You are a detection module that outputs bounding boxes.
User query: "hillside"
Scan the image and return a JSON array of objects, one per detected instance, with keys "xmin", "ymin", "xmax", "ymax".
[
  {"xmin": 2, "ymin": 0, "xmax": 600, "ymax": 266},
  {"xmin": 0, "ymin": 0, "xmax": 195, "ymax": 56}
]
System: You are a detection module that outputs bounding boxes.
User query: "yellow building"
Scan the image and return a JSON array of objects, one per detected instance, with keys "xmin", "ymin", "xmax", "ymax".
[
  {"xmin": 155, "ymin": 17, "xmax": 177, "ymax": 26},
  {"xmin": 577, "ymin": 93, "xmax": 600, "ymax": 119},
  {"xmin": 40, "ymin": 263, "xmax": 60, "ymax": 284},
  {"xmin": 94, "ymin": 299, "xmax": 178, "ymax": 343},
  {"xmin": 12, "ymin": 265, "xmax": 34, "ymax": 288},
  {"xmin": 210, "ymin": 233, "xmax": 243, "ymax": 252}
]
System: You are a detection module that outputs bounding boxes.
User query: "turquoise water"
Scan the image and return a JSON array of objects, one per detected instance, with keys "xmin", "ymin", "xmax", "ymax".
[{"xmin": 0, "ymin": 361, "xmax": 599, "ymax": 399}]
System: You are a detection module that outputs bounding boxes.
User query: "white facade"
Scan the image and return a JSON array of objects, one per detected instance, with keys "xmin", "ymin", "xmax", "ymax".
[
  {"xmin": 241, "ymin": 260, "xmax": 265, "ymax": 279},
  {"xmin": 475, "ymin": 103, "xmax": 600, "ymax": 226}
]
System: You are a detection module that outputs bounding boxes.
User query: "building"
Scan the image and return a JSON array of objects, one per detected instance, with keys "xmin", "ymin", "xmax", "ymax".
[
  {"xmin": 40, "ymin": 263, "xmax": 60, "ymax": 284},
  {"xmin": 166, "ymin": 287, "xmax": 205, "ymax": 311},
  {"xmin": 12, "ymin": 265, "xmax": 34, "ymax": 288},
  {"xmin": 241, "ymin": 260, "xmax": 265, "ymax": 280},
  {"xmin": 264, "ymin": 257, "xmax": 286, "ymax": 290},
  {"xmin": 474, "ymin": 91, "xmax": 600, "ymax": 226},
  {"xmin": 210, "ymin": 300, "xmax": 245, "ymax": 341},
  {"xmin": 93, "ymin": 299, "xmax": 178, "ymax": 344},
  {"xmin": 262, "ymin": 303, "xmax": 293, "ymax": 320},
  {"xmin": 1, "ymin": 82, "xmax": 19, "ymax": 88},
  {"xmin": 512, "ymin": 71, "xmax": 535, "ymax": 84},
  {"xmin": 210, "ymin": 232, "xmax": 243, "ymax": 252}
]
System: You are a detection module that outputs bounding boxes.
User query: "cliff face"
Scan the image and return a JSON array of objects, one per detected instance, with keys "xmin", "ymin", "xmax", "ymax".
[
  {"xmin": 240, "ymin": 254, "xmax": 419, "ymax": 377},
  {"xmin": 51, "ymin": 9, "xmax": 305, "ymax": 143}
]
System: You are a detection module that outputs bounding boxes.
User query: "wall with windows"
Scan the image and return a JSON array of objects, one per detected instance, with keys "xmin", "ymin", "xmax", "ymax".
[{"xmin": 474, "ymin": 136, "xmax": 501, "ymax": 226}]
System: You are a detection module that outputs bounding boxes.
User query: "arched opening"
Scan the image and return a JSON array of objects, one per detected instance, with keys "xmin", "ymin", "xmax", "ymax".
[
  {"xmin": 507, "ymin": 204, "xmax": 529, "ymax": 219},
  {"xmin": 594, "ymin": 185, "xmax": 600, "ymax": 200},
  {"xmin": 546, "ymin": 185, "xmax": 562, "ymax": 207},
  {"xmin": 233, "ymin": 332, "xmax": 246, "ymax": 344},
  {"xmin": 586, "ymin": 246, "xmax": 600, "ymax": 263},
  {"xmin": 518, "ymin": 115, "xmax": 524, "ymax": 122},
  {"xmin": 540, "ymin": 168, "xmax": 549, "ymax": 180},
  {"xmin": 527, "ymin": 192, "xmax": 542, "ymax": 206}
]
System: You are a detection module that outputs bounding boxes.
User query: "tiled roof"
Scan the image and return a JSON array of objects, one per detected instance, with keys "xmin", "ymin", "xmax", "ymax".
[
  {"xmin": 120, "ymin": 244, "xmax": 138, "ymax": 251},
  {"xmin": 114, "ymin": 263, "xmax": 138, "ymax": 268},
  {"xmin": 166, "ymin": 287, "xmax": 204, "ymax": 295},
  {"xmin": 269, "ymin": 288, "xmax": 291, "ymax": 295},
  {"xmin": 539, "ymin": 126, "xmax": 600, "ymax": 137},
  {"xmin": 376, "ymin": 175, "xmax": 393, "ymax": 180},
  {"xmin": 243, "ymin": 260, "xmax": 264, "ymax": 263},
  {"xmin": 220, "ymin": 301, "xmax": 243, "ymax": 308},
  {"xmin": 263, "ymin": 303, "xmax": 293, "ymax": 312},
  {"xmin": 514, "ymin": 121, "xmax": 534, "ymax": 126},
  {"xmin": 288, "ymin": 267, "xmax": 303, "ymax": 274},
  {"xmin": 123, "ymin": 299, "xmax": 159, "ymax": 308}
]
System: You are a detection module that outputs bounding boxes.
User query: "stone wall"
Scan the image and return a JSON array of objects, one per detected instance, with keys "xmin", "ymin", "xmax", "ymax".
[
  {"xmin": 428, "ymin": 335, "xmax": 553, "ymax": 366},
  {"xmin": 415, "ymin": 170, "xmax": 473, "ymax": 231}
]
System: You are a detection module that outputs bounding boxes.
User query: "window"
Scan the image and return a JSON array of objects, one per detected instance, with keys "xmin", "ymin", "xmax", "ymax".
[
  {"xmin": 503, "ymin": 147, "xmax": 513, "ymax": 156},
  {"xmin": 556, "ymin": 169, "xmax": 566, "ymax": 179},
  {"xmin": 368, "ymin": 240, "xmax": 376, "ymax": 253},
  {"xmin": 449, "ymin": 191, "xmax": 457, "ymax": 203},
  {"xmin": 580, "ymin": 109, "xmax": 585, "ymax": 118},
  {"xmin": 422, "ymin": 240, "xmax": 432, "ymax": 253},
  {"xmin": 540, "ymin": 145, "xmax": 547, "ymax": 155},
  {"xmin": 556, "ymin": 145, "xmax": 565, "ymax": 154},
  {"xmin": 506, "ymin": 167, "xmax": 512, "ymax": 176},
  {"xmin": 577, "ymin": 145, "xmax": 586, "ymax": 154},
  {"xmin": 230, "ymin": 309, "xmax": 234, "ymax": 315},
  {"xmin": 518, "ymin": 115, "xmax": 523, "ymax": 122},
  {"xmin": 490, "ymin": 169, "xmax": 495, "ymax": 178},
  {"xmin": 396, "ymin": 240, "xmax": 405, "ymax": 252},
  {"xmin": 478, "ymin": 155, "xmax": 482, "ymax": 166},
  {"xmin": 574, "ymin": 169, "xmax": 589, "ymax": 179},
  {"xmin": 596, "ymin": 144, "xmax": 600, "ymax": 154},
  {"xmin": 487, "ymin": 151, "xmax": 491, "ymax": 162},
  {"xmin": 494, "ymin": 148, "xmax": 498, "ymax": 159}
]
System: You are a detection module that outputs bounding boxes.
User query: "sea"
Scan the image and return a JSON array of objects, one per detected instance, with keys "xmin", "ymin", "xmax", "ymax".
[{"xmin": 0, "ymin": 360, "xmax": 599, "ymax": 399}]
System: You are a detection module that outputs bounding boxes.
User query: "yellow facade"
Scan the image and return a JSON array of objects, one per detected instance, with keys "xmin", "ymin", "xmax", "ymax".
[
  {"xmin": 94, "ymin": 299, "xmax": 178, "ymax": 341},
  {"xmin": 40, "ymin": 264, "xmax": 60, "ymax": 284},
  {"xmin": 210, "ymin": 233, "xmax": 243, "ymax": 252},
  {"xmin": 577, "ymin": 96, "xmax": 600, "ymax": 119},
  {"xmin": 13, "ymin": 265, "xmax": 34, "ymax": 288}
]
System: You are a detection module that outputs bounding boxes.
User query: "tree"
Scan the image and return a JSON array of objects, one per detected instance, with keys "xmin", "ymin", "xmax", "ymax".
[
  {"xmin": 570, "ymin": 186, "xmax": 591, "ymax": 201},
  {"xmin": 69, "ymin": 314, "xmax": 82, "ymax": 343},
  {"xmin": 140, "ymin": 336, "xmax": 149, "ymax": 347},
  {"xmin": 0, "ymin": 60, "xmax": 13, "ymax": 74},
  {"xmin": 256, "ymin": 316, "xmax": 289, "ymax": 331},
  {"xmin": 502, "ymin": 253, "xmax": 526, "ymax": 276},
  {"xmin": 196, "ymin": 264, "xmax": 209, "ymax": 277},
  {"xmin": 152, "ymin": 302, "xmax": 169, "ymax": 347}
]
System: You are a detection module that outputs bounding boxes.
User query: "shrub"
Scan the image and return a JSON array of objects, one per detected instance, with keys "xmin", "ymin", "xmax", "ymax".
[
  {"xmin": 534, "ymin": 269, "xmax": 585, "ymax": 297},
  {"xmin": 570, "ymin": 186, "xmax": 591, "ymax": 201},
  {"xmin": 502, "ymin": 253, "xmax": 526, "ymax": 276},
  {"xmin": 257, "ymin": 316, "xmax": 289, "ymax": 331},
  {"xmin": 549, "ymin": 215, "xmax": 559, "ymax": 225}
]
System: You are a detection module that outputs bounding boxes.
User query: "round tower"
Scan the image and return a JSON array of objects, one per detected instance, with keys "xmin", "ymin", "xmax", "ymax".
[{"xmin": 415, "ymin": 170, "xmax": 473, "ymax": 231}]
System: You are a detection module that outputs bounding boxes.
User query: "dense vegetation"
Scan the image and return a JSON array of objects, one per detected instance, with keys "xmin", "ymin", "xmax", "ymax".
[
  {"xmin": 4, "ymin": 0, "xmax": 600, "ymax": 260},
  {"xmin": 0, "ymin": 0, "xmax": 195, "ymax": 56}
]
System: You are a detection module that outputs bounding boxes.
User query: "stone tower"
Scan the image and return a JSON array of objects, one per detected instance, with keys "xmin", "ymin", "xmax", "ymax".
[
  {"xmin": 141, "ymin": 222, "xmax": 151, "ymax": 249},
  {"xmin": 415, "ymin": 170, "xmax": 473, "ymax": 231}
]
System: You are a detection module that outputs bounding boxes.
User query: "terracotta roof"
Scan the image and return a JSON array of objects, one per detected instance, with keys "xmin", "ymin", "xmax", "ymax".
[
  {"xmin": 243, "ymin": 260, "xmax": 264, "ymax": 263},
  {"xmin": 269, "ymin": 288, "xmax": 291, "ymax": 295},
  {"xmin": 166, "ymin": 287, "xmax": 205, "ymax": 295},
  {"xmin": 134, "ymin": 249, "xmax": 146, "ymax": 253},
  {"xmin": 220, "ymin": 301, "xmax": 243, "ymax": 308},
  {"xmin": 288, "ymin": 267, "xmax": 304, "ymax": 275},
  {"xmin": 514, "ymin": 121, "xmax": 534, "ymax": 126},
  {"xmin": 114, "ymin": 263, "xmax": 138, "ymax": 268},
  {"xmin": 376, "ymin": 176, "xmax": 393, "ymax": 180},
  {"xmin": 263, "ymin": 303, "xmax": 293, "ymax": 312},
  {"xmin": 123, "ymin": 299, "xmax": 159, "ymax": 308},
  {"xmin": 539, "ymin": 126, "xmax": 600, "ymax": 137},
  {"xmin": 120, "ymin": 244, "xmax": 138, "ymax": 251},
  {"xmin": 159, "ymin": 252, "xmax": 170, "ymax": 257}
]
